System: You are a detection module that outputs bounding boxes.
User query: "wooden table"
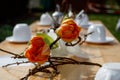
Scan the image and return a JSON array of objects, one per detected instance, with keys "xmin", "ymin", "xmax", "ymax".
[{"xmin": 0, "ymin": 20, "xmax": 120, "ymax": 80}]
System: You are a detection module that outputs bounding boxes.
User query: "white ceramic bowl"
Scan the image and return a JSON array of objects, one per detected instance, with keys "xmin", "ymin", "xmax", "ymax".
[
  {"xmin": 6, "ymin": 23, "xmax": 31, "ymax": 42},
  {"xmin": 86, "ymin": 24, "xmax": 106, "ymax": 42},
  {"xmin": 39, "ymin": 13, "xmax": 53, "ymax": 26},
  {"xmin": 75, "ymin": 13, "xmax": 89, "ymax": 28},
  {"xmin": 95, "ymin": 62, "xmax": 120, "ymax": 80}
]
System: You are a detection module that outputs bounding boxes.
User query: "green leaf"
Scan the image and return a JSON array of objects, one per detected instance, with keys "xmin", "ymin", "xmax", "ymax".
[{"xmin": 36, "ymin": 33, "xmax": 58, "ymax": 49}]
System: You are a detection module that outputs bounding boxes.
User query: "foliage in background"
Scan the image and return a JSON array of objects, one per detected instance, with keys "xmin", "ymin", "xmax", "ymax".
[{"xmin": 0, "ymin": 25, "xmax": 13, "ymax": 42}]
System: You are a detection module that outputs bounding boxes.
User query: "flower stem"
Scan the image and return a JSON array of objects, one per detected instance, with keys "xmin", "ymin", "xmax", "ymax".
[{"xmin": 50, "ymin": 37, "xmax": 61, "ymax": 49}]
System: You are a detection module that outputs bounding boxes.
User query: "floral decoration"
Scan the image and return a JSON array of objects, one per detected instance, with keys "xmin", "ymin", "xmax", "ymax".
[
  {"xmin": 24, "ymin": 36, "xmax": 50, "ymax": 64},
  {"xmin": 56, "ymin": 19, "xmax": 81, "ymax": 42}
]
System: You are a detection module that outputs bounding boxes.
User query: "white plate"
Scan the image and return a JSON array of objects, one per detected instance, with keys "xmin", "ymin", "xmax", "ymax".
[
  {"xmin": 6, "ymin": 36, "xmax": 29, "ymax": 43},
  {"xmin": 85, "ymin": 37, "xmax": 114, "ymax": 44}
]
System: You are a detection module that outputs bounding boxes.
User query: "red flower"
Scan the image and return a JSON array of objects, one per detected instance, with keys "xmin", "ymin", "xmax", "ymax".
[
  {"xmin": 56, "ymin": 19, "xmax": 81, "ymax": 42},
  {"xmin": 24, "ymin": 36, "xmax": 50, "ymax": 64}
]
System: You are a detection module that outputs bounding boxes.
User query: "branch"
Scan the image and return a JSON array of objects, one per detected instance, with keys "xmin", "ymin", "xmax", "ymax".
[
  {"xmin": 2, "ymin": 61, "xmax": 30, "ymax": 67},
  {"xmin": 50, "ymin": 37, "xmax": 61, "ymax": 49},
  {"xmin": 79, "ymin": 32, "xmax": 94, "ymax": 45},
  {"xmin": 0, "ymin": 48, "xmax": 25, "ymax": 58},
  {"xmin": 65, "ymin": 36, "xmax": 82, "ymax": 46},
  {"xmin": 20, "ymin": 57, "xmax": 101, "ymax": 80}
]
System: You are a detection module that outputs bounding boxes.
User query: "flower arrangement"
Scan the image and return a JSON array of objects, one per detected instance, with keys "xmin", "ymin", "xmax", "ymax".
[{"xmin": 0, "ymin": 18, "xmax": 101, "ymax": 80}]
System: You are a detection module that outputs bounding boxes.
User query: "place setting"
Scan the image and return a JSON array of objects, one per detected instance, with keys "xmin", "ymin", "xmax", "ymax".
[
  {"xmin": 85, "ymin": 23, "xmax": 115, "ymax": 44},
  {"xmin": 5, "ymin": 23, "xmax": 32, "ymax": 43}
]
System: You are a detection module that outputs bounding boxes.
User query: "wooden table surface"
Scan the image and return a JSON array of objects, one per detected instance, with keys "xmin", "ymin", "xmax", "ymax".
[{"xmin": 0, "ymin": 20, "xmax": 120, "ymax": 80}]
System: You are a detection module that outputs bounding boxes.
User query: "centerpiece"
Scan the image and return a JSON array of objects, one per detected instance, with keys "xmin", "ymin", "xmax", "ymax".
[{"xmin": 0, "ymin": 17, "xmax": 101, "ymax": 80}]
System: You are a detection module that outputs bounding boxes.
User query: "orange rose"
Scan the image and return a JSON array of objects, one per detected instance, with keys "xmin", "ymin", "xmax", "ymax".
[
  {"xmin": 56, "ymin": 19, "xmax": 81, "ymax": 42},
  {"xmin": 30, "ymin": 36, "xmax": 45, "ymax": 47},
  {"xmin": 61, "ymin": 18, "xmax": 77, "ymax": 25},
  {"xmin": 24, "ymin": 36, "xmax": 50, "ymax": 64}
]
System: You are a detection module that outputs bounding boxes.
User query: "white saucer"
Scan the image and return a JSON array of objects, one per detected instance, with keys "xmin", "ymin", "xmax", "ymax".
[
  {"xmin": 6, "ymin": 36, "xmax": 29, "ymax": 43},
  {"xmin": 86, "ymin": 37, "xmax": 114, "ymax": 44}
]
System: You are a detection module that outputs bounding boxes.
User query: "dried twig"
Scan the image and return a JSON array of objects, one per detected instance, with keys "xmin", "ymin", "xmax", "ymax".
[
  {"xmin": 0, "ymin": 48, "xmax": 25, "ymax": 58},
  {"xmin": 79, "ymin": 32, "xmax": 93, "ymax": 45},
  {"xmin": 65, "ymin": 36, "xmax": 82, "ymax": 46},
  {"xmin": 2, "ymin": 61, "xmax": 30, "ymax": 67},
  {"xmin": 20, "ymin": 57, "xmax": 101, "ymax": 80}
]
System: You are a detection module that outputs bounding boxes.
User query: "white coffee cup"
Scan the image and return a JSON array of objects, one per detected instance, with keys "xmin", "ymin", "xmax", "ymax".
[
  {"xmin": 75, "ymin": 13, "xmax": 89, "ymax": 26},
  {"xmin": 39, "ymin": 12, "xmax": 53, "ymax": 25},
  {"xmin": 95, "ymin": 62, "xmax": 120, "ymax": 80},
  {"xmin": 86, "ymin": 24, "xmax": 106, "ymax": 42},
  {"xmin": 11, "ymin": 23, "xmax": 31, "ymax": 42},
  {"xmin": 52, "ymin": 11, "xmax": 63, "ymax": 24}
]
